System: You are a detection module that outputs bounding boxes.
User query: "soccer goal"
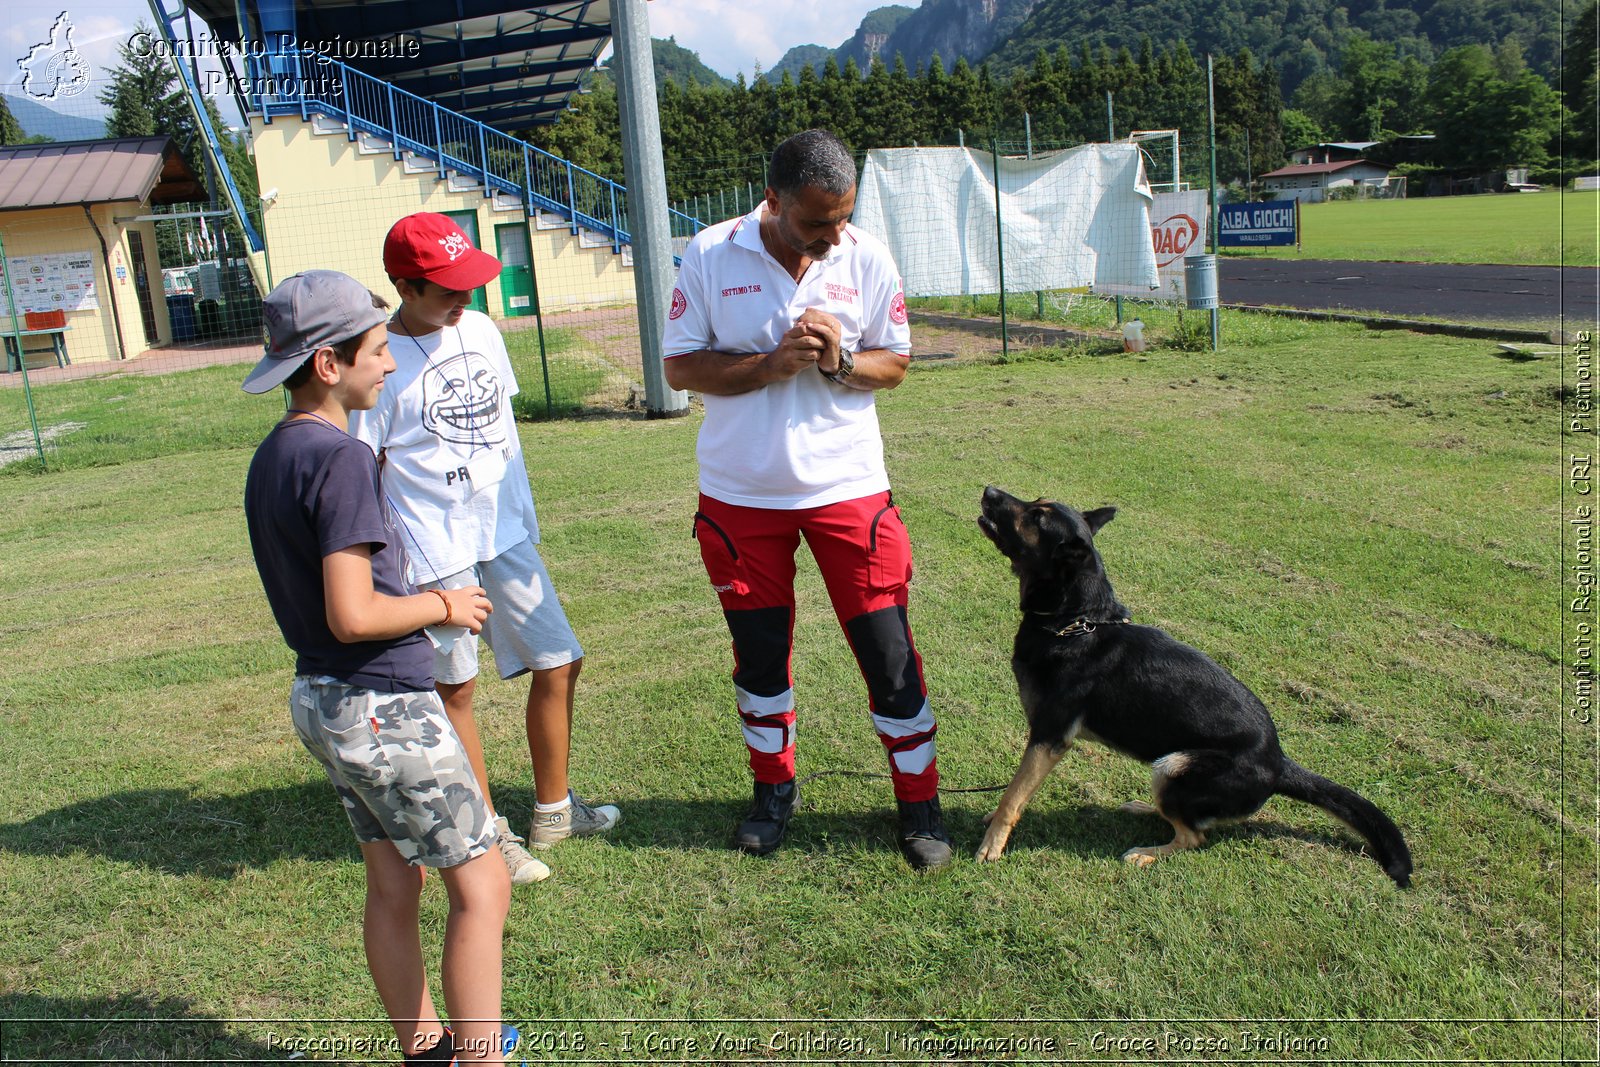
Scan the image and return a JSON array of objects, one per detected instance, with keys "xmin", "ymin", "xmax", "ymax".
[{"xmin": 1126, "ymin": 129, "xmax": 1185, "ymax": 194}]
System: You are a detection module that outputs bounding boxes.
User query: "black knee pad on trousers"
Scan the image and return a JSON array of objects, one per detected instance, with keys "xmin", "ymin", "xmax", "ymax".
[
  {"xmin": 724, "ymin": 605, "xmax": 793, "ymax": 697},
  {"xmin": 844, "ymin": 605, "xmax": 924, "ymax": 719}
]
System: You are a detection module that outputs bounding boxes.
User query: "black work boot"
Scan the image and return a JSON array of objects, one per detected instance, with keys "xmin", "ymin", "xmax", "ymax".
[
  {"xmin": 734, "ymin": 778, "xmax": 798, "ymax": 856},
  {"xmin": 897, "ymin": 795, "xmax": 954, "ymax": 871}
]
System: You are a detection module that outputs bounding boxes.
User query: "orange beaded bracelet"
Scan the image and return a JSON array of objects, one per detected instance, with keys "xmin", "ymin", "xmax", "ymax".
[{"xmin": 429, "ymin": 588, "xmax": 453, "ymax": 626}]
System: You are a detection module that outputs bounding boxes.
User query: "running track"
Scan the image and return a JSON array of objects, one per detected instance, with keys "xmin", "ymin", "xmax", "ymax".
[{"xmin": 1218, "ymin": 258, "xmax": 1599, "ymax": 328}]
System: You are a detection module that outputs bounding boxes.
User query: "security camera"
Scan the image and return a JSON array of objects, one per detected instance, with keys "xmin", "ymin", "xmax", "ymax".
[{"xmin": 260, "ymin": 188, "xmax": 279, "ymax": 204}]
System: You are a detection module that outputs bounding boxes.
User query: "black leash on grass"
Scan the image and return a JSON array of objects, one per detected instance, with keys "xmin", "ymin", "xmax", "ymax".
[{"xmin": 795, "ymin": 768, "xmax": 1009, "ymax": 796}]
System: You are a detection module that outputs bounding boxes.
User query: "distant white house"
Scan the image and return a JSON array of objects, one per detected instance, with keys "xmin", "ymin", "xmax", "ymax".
[{"xmin": 1259, "ymin": 159, "xmax": 1397, "ymax": 203}]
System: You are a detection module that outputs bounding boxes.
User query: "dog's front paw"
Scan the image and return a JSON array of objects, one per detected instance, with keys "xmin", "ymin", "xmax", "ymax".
[
  {"xmin": 1121, "ymin": 846, "xmax": 1161, "ymax": 868},
  {"xmin": 976, "ymin": 826, "xmax": 1010, "ymax": 862},
  {"xmin": 1118, "ymin": 800, "xmax": 1158, "ymax": 816}
]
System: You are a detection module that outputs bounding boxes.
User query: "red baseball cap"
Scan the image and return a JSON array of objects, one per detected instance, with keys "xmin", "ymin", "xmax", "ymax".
[{"xmin": 383, "ymin": 212, "xmax": 501, "ymax": 291}]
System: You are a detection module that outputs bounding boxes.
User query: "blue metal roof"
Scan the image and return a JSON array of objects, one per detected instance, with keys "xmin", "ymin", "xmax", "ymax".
[{"xmin": 182, "ymin": 1, "xmax": 611, "ymax": 131}]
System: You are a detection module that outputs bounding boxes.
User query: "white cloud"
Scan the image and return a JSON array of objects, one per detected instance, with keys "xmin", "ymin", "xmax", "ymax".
[{"xmin": 645, "ymin": 1, "xmax": 889, "ymax": 79}]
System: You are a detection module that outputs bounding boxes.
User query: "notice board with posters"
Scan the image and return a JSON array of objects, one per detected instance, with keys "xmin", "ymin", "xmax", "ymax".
[
  {"xmin": 1218, "ymin": 200, "xmax": 1298, "ymax": 246},
  {"xmin": 0, "ymin": 250, "xmax": 100, "ymax": 313}
]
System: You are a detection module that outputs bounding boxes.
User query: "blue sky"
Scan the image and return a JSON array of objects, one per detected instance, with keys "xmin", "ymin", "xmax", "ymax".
[{"xmin": 4, "ymin": 0, "xmax": 890, "ymax": 133}]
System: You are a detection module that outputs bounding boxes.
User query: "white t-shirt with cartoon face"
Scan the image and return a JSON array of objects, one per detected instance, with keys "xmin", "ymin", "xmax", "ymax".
[{"xmin": 350, "ymin": 309, "xmax": 538, "ymax": 583}]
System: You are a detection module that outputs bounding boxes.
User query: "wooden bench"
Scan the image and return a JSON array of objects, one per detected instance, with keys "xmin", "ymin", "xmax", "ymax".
[{"xmin": 1, "ymin": 318, "xmax": 71, "ymax": 372}]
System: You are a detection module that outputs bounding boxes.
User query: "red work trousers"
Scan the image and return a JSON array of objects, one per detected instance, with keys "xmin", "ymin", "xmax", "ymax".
[{"xmin": 692, "ymin": 490, "xmax": 938, "ymax": 802}]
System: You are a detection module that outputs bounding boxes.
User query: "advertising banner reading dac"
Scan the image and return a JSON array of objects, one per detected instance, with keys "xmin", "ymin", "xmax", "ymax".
[{"xmin": 1098, "ymin": 190, "xmax": 1207, "ymax": 301}]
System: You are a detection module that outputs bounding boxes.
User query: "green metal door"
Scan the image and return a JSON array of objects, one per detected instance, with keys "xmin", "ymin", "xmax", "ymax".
[
  {"xmin": 495, "ymin": 223, "xmax": 533, "ymax": 318},
  {"xmin": 443, "ymin": 211, "xmax": 489, "ymax": 313}
]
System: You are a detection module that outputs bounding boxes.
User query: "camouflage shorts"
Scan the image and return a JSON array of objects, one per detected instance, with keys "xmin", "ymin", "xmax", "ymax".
[{"xmin": 290, "ymin": 676, "xmax": 497, "ymax": 868}]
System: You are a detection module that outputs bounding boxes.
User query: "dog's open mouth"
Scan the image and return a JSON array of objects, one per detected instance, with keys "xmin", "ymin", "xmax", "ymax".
[{"xmin": 979, "ymin": 487, "xmax": 1022, "ymax": 553}]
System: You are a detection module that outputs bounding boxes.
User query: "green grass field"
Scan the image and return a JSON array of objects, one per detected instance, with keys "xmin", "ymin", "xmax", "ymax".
[
  {"xmin": 0, "ymin": 314, "xmax": 1592, "ymax": 1061},
  {"xmin": 1232, "ymin": 189, "xmax": 1598, "ymax": 267},
  {"xmin": 503, "ymin": 327, "xmax": 616, "ymax": 420}
]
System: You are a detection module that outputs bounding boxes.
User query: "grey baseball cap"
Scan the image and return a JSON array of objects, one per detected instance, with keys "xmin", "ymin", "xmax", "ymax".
[{"xmin": 242, "ymin": 270, "xmax": 388, "ymax": 394}]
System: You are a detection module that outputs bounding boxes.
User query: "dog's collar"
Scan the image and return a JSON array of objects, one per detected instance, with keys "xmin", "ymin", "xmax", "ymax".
[{"xmin": 1032, "ymin": 615, "xmax": 1132, "ymax": 639}]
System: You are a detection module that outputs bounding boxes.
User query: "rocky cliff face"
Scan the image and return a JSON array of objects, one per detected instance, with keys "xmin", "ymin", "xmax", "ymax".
[
  {"xmin": 880, "ymin": 0, "xmax": 1040, "ymax": 69},
  {"xmin": 834, "ymin": 6, "xmax": 917, "ymax": 72},
  {"xmin": 769, "ymin": 0, "xmax": 1037, "ymax": 83}
]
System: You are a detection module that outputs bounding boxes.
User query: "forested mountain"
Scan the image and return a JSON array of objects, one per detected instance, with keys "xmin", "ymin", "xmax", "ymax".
[
  {"xmin": 1, "ymin": 92, "xmax": 104, "ymax": 141},
  {"xmin": 985, "ymin": 0, "xmax": 1562, "ymax": 95},
  {"xmin": 767, "ymin": 45, "xmax": 838, "ymax": 84},
  {"xmin": 748, "ymin": 1, "xmax": 1562, "ymax": 100},
  {"xmin": 527, "ymin": 2, "xmax": 1582, "ymax": 202},
  {"xmin": 603, "ymin": 36, "xmax": 732, "ymax": 89}
]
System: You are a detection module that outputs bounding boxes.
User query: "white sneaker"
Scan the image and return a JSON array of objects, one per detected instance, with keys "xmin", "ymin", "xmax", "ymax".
[
  {"xmin": 494, "ymin": 816, "xmax": 551, "ymax": 884},
  {"xmin": 528, "ymin": 792, "xmax": 621, "ymax": 849}
]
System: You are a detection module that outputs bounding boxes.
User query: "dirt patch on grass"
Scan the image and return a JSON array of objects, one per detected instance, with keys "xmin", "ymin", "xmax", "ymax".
[{"xmin": 515, "ymin": 307, "xmax": 1103, "ymax": 407}]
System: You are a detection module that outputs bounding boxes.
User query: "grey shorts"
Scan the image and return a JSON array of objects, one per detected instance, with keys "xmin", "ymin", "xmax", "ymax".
[
  {"xmin": 290, "ymin": 676, "xmax": 497, "ymax": 868},
  {"xmin": 423, "ymin": 536, "xmax": 583, "ymax": 684}
]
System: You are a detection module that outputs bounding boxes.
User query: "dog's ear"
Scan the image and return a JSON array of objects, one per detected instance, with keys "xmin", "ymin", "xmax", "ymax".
[{"xmin": 1083, "ymin": 506, "xmax": 1117, "ymax": 535}]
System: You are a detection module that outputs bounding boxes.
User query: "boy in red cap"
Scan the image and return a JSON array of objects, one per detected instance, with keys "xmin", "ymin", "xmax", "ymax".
[
  {"xmin": 244, "ymin": 270, "xmax": 510, "ymax": 1064},
  {"xmin": 350, "ymin": 213, "xmax": 618, "ymax": 887}
]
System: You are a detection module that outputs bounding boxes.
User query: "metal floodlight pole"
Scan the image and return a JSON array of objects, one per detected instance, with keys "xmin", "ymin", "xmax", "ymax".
[
  {"xmin": 612, "ymin": 0, "xmax": 687, "ymax": 417},
  {"xmin": 991, "ymin": 138, "xmax": 1007, "ymax": 359},
  {"xmin": 1206, "ymin": 54, "xmax": 1220, "ymax": 351},
  {"xmin": 1245, "ymin": 127, "xmax": 1252, "ymax": 200},
  {"xmin": 1206, "ymin": 57, "xmax": 1219, "ymax": 254},
  {"xmin": 1106, "ymin": 90, "xmax": 1114, "ymax": 142}
]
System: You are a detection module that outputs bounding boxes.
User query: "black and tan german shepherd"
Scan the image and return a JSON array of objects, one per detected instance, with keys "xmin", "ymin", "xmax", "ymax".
[{"xmin": 975, "ymin": 486, "xmax": 1412, "ymax": 887}]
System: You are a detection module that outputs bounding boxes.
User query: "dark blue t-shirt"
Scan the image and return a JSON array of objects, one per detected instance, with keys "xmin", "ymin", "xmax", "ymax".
[{"xmin": 245, "ymin": 418, "xmax": 433, "ymax": 692}]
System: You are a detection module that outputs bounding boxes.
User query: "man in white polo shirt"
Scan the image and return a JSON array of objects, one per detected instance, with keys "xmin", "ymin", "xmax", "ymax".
[{"xmin": 662, "ymin": 129, "xmax": 952, "ymax": 871}]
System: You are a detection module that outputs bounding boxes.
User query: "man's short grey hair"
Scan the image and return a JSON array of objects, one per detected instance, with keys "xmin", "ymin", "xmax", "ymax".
[{"xmin": 768, "ymin": 129, "xmax": 857, "ymax": 199}]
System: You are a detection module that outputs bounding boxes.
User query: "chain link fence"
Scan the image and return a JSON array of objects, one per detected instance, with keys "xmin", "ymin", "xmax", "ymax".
[
  {"xmin": 0, "ymin": 104, "xmax": 666, "ymax": 473},
  {"xmin": 663, "ymin": 130, "xmax": 1207, "ymax": 361},
  {"xmin": 3, "ymin": 115, "xmax": 1216, "ymax": 474}
]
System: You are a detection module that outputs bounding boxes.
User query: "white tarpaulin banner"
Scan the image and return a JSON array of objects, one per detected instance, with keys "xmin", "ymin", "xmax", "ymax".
[
  {"xmin": 852, "ymin": 144, "xmax": 1158, "ymax": 297},
  {"xmin": 1099, "ymin": 189, "xmax": 1209, "ymax": 301}
]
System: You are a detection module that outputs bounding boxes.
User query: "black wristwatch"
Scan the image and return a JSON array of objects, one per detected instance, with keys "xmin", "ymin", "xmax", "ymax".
[{"xmin": 822, "ymin": 349, "xmax": 856, "ymax": 384}]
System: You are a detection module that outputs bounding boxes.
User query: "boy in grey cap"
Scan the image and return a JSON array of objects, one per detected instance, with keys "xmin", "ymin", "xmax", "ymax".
[{"xmin": 243, "ymin": 270, "xmax": 512, "ymax": 1065}]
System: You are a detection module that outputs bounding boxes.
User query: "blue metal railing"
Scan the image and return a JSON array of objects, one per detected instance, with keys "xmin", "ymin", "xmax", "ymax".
[
  {"xmin": 147, "ymin": 1, "xmax": 264, "ymax": 253},
  {"xmin": 249, "ymin": 53, "xmax": 704, "ymax": 254}
]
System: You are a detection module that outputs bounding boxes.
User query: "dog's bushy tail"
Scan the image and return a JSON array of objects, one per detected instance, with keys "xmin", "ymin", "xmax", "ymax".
[{"xmin": 1275, "ymin": 760, "xmax": 1413, "ymax": 887}]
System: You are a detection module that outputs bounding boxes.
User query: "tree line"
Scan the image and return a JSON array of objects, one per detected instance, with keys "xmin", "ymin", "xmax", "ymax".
[{"xmin": 528, "ymin": 17, "xmax": 1582, "ymax": 205}]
